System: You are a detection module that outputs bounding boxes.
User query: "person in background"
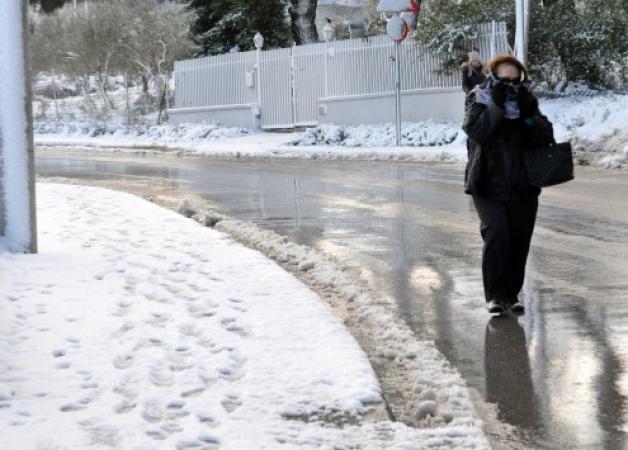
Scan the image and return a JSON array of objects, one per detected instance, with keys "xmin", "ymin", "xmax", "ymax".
[
  {"xmin": 461, "ymin": 51, "xmax": 486, "ymax": 95},
  {"xmin": 462, "ymin": 54, "xmax": 555, "ymax": 315}
]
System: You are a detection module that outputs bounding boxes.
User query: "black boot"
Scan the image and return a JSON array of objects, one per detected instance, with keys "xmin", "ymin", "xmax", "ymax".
[
  {"xmin": 509, "ymin": 302, "xmax": 525, "ymax": 314},
  {"xmin": 487, "ymin": 300, "xmax": 506, "ymax": 315}
]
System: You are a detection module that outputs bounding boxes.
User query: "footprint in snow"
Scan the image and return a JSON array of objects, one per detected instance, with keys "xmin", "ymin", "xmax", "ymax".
[
  {"xmin": 60, "ymin": 402, "xmax": 86, "ymax": 412},
  {"xmin": 196, "ymin": 413, "xmax": 219, "ymax": 427},
  {"xmin": 146, "ymin": 429, "xmax": 168, "ymax": 441},
  {"xmin": 114, "ymin": 399, "xmax": 137, "ymax": 414},
  {"xmin": 221, "ymin": 393, "xmax": 242, "ymax": 413},
  {"xmin": 142, "ymin": 400, "xmax": 164, "ymax": 423},
  {"xmin": 181, "ymin": 386, "xmax": 205, "ymax": 398},
  {"xmin": 179, "ymin": 322, "xmax": 200, "ymax": 337},
  {"xmin": 149, "ymin": 363, "xmax": 175, "ymax": 387},
  {"xmin": 113, "ymin": 354, "xmax": 135, "ymax": 370},
  {"xmin": 81, "ymin": 381, "xmax": 99, "ymax": 390}
]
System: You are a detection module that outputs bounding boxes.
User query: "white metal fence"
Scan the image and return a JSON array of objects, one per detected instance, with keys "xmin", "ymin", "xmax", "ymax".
[{"xmin": 173, "ymin": 22, "xmax": 510, "ymax": 129}]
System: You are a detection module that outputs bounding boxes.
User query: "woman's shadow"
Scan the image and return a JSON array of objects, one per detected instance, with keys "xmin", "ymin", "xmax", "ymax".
[{"xmin": 485, "ymin": 316, "xmax": 541, "ymax": 432}]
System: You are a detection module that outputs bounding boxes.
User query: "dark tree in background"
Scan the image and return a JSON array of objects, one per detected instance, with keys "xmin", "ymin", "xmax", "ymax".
[
  {"xmin": 187, "ymin": 0, "xmax": 292, "ymax": 56},
  {"xmin": 30, "ymin": 0, "xmax": 67, "ymax": 14},
  {"xmin": 289, "ymin": 0, "xmax": 319, "ymax": 45},
  {"xmin": 415, "ymin": 0, "xmax": 627, "ymax": 89}
]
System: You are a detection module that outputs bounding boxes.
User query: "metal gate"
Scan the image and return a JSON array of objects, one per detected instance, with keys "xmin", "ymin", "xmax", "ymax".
[
  {"xmin": 292, "ymin": 43, "xmax": 325, "ymax": 127},
  {"xmin": 259, "ymin": 46, "xmax": 323, "ymax": 129},
  {"xmin": 259, "ymin": 48, "xmax": 293, "ymax": 129}
]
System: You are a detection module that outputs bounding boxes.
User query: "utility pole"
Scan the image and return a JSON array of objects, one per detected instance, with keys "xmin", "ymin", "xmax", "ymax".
[
  {"xmin": 0, "ymin": 0, "xmax": 37, "ymax": 253},
  {"xmin": 515, "ymin": 0, "xmax": 530, "ymax": 64}
]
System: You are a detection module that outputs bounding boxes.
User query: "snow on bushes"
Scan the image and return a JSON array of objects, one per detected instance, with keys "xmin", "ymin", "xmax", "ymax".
[
  {"xmin": 293, "ymin": 120, "xmax": 462, "ymax": 147},
  {"xmin": 33, "ymin": 121, "xmax": 248, "ymax": 143}
]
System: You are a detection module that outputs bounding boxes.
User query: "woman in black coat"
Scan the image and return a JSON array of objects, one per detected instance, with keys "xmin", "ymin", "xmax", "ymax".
[
  {"xmin": 461, "ymin": 51, "xmax": 486, "ymax": 95},
  {"xmin": 462, "ymin": 55, "xmax": 554, "ymax": 315}
]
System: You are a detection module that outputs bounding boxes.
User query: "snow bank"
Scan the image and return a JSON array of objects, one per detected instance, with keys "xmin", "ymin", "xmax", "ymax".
[
  {"xmin": 171, "ymin": 197, "xmax": 489, "ymax": 446},
  {"xmin": 0, "ymin": 183, "xmax": 489, "ymax": 449},
  {"xmin": 541, "ymin": 94, "xmax": 628, "ymax": 142},
  {"xmin": 34, "ymin": 120, "xmax": 248, "ymax": 145},
  {"xmin": 292, "ymin": 120, "xmax": 463, "ymax": 147}
]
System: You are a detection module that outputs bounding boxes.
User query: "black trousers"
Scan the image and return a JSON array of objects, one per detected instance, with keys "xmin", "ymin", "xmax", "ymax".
[{"xmin": 472, "ymin": 195, "xmax": 538, "ymax": 303}]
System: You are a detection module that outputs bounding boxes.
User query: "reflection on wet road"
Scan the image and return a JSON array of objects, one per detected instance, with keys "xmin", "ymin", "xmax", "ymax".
[{"xmin": 36, "ymin": 151, "xmax": 628, "ymax": 449}]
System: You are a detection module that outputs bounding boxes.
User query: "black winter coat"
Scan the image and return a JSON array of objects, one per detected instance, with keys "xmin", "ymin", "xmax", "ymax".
[
  {"xmin": 461, "ymin": 64, "xmax": 486, "ymax": 94},
  {"xmin": 462, "ymin": 84, "xmax": 555, "ymax": 202}
]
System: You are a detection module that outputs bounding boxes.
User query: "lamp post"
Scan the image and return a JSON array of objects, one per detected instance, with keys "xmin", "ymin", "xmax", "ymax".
[
  {"xmin": 253, "ymin": 32, "xmax": 264, "ymax": 124},
  {"xmin": 323, "ymin": 22, "xmax": 333, "ymax": 98}
]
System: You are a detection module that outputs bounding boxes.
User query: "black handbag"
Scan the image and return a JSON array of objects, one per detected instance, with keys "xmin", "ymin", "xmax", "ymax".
[{"xmin": 523, "ymin": 141, "xmax": 574, "ymax": 188}]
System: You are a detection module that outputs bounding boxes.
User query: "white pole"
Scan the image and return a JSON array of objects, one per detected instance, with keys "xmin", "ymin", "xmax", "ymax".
[
  {"xmin": 0, "ymin": 0, "xmax": 37, "ymax": 252},
  {"xmin": 73, "ymin": 0, "xmax": 77, "ymax": 9},
  {"xmin": 515, "ymin": 0, "xmax": 524, "ymax": 62},
  {"xmin": 394, "ymin": 41, "xmax": 401, "ymax": 147},
  {"xmin": 290, "ymin": 44, "xmax": 297, "ymax": 125},
  {"xmin": 490, "ymin": 20, "xmax": 496, "ymax": 59},
  {"xmin": 523, "ymin": 0, "xmax": 530, "ymax": 64},
  {"xmin": 324, "ymin": 41, "xmax": 329, "ymax": 97},
  {"xmin": 255, "ymin": 47, "xmax": 262, "ymax": 109}
]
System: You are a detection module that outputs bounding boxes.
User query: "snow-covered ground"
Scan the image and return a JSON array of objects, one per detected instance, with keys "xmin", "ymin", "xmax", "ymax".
[
  {"xmin": 1, "ymin": 183, "xmax": 489, "ymax": 449},
  {"xmin": 34, "ymin": 94, "xmax": 628, "ymax": 166}
]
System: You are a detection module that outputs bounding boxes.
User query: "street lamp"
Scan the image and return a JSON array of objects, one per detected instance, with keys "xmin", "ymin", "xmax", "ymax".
[
  {"xmin": 254, "ymin": 32, "xmax": 264, "ymax": 50},
  {"xmin": 253, "ymin": 33, "xmax": 264, "ymax": 128},
  {"xmin": 322, "ymin": 22, "xmax": 333, "ymax": 98}
]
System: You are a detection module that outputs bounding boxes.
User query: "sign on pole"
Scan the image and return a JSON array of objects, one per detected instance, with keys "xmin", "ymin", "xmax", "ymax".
[
  {"xmin": 0, "ymin": 0, "xmax": 37, "ymax": 253},
  {"xmin": 378, "ymin": 0, "xmax": 421, "ymax": 146}
]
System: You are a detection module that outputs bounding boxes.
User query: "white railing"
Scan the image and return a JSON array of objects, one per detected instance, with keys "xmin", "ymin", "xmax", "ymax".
[{"xmin": 173, "ymin": 22, "xmax": 509, "ymax": 128}]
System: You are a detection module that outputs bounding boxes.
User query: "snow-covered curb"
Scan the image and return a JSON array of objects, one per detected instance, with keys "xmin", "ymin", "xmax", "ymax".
[
  {"xmin": 1, "ymin": 183, "xmax": 489, "ymax": 449},
  {"xmin": 174, "ymin": 197, "xmax": 489, "ymax": 441}
]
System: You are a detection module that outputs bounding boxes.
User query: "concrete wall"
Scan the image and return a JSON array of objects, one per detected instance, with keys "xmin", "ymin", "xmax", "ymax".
[
  {"xmin": 317, "ymin": 88, "xmax": 466, "ymax": 126},
  {"xmin": 169, "ymin": 104, "xmax": 259, "ymax": 129},
  {"xmin": 169, "ymin": 89, "xmax": 466, "ymax": 128}
]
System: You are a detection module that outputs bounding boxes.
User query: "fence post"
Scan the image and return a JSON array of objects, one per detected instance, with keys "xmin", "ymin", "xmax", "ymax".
[
  {"xmin": 324, "ymin": 42, "xmax": 329, "ymax": 98},
  {"xmin": 323, "ymin": 23, "xmax": 333, "ymax": 98},
  {"xmin": 290, "ymin": 44, "xmax": 297, "ymax": 126},
  {"xmin": 256, "ymin": 49, "xmax": 262, "ymax": 108},
  {"xmin": 490, "ymin": 20, "xmax": 496, "ymax": 59},
  {"xmin": 253, "ymin": 32, "xmax": 264, "ymax": 129},
  {"xmin": 394, "ymin": 41, "xmax": 401, "ymax": 146}
]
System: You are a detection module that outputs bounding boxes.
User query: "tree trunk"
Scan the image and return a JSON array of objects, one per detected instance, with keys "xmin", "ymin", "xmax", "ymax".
[
  {"xmin": 82, "ymin": 74, "xmax": 95, "ymax": 113},
  {"xmin": 141, "ymin": 74, "xmax": 149, "ymax": 93},
  {"xmin": 289, "ymin": 0, "xmax": 319, "ymax": 45}
]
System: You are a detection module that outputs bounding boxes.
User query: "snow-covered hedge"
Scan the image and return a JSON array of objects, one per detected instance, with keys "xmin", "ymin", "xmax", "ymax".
[
  {"xmin": 33, "ymin": 121, "xmax": 248, "ymax": 143},
  {"xmin": 542, "ymin": 94, "xmax": 628, "ymax": 142},
  {"xmin": 292, "ymin": 120, "xmax": 462, "ymax": 147}
]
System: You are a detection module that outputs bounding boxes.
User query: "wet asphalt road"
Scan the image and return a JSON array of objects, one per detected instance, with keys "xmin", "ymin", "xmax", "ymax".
[{"xmin": 36, "ymin": 150, "xmax": 628, "ymax": 449}]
